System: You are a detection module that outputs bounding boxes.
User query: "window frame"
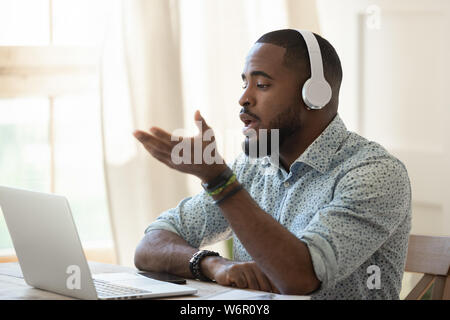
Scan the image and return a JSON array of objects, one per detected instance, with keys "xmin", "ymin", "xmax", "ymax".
[{"xmin": 0, "ymin": 4, "xmax": 115, "ymax": 262}]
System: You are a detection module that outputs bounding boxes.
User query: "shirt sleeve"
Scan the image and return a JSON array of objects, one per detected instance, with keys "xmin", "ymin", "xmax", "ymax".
[
  {"xmin": 297, "ymin": 158, "xmax": 411, "ymax": 291},
  {"xmin": 144, "ymin": 154, "xmax": 247, "ymax": 249}
]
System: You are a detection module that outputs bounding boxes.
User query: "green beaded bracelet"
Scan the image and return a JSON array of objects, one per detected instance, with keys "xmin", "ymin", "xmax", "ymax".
[{"xmin": 208, "ymin": 174, "xmax": 236, "ymax": 196}]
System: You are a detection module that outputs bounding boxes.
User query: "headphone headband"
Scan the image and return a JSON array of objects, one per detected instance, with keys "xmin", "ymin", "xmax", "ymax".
[
  {"xmin": 297, "ymin": 30, "xmax": 324, "ymax": 80},
  {"xmin": 295, "ymin": 29, "xmax": 332, "ymax": 110}
]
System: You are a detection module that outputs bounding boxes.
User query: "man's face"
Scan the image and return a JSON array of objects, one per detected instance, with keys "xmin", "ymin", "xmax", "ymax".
[{"xmin": 239, "ymin": 43, "xmax": 303, "ymax": 156}]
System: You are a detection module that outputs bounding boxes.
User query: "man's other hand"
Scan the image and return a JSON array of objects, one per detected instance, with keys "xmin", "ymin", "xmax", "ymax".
[{"xmin": 201, "ymin": 257, "xmax": 280, "ymax": 293}]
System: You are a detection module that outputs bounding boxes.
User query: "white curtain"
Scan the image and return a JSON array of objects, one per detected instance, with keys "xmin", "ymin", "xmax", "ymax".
[
  {"xmin": 101, "ymin": 0, "xmax": 188, "ymax": 266},
  {"xmin": 101, "ymin": 0, "xmax": 320, "ymax": 266}
]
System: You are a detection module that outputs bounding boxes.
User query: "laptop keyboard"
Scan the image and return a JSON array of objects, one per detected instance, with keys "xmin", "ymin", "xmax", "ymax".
[{"xmin": 94, "ymin": 279, "xmax": 152, "ymax": 298}]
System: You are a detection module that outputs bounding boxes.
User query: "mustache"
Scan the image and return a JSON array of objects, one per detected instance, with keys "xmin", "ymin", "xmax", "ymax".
[{"xmin": 239, "ymin": 108, "xmax": 260, "ymax": 121}]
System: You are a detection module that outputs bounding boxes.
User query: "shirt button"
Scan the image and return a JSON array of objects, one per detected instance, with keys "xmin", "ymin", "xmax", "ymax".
[{"xmin": 284, "ymin": 181, "xmax": 290, "ymax": 188}]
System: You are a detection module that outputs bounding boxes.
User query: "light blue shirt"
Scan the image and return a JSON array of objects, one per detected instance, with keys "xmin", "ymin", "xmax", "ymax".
[{"xmin": 145, "ymin": 114, "xmax": 412, "ymax": 299}]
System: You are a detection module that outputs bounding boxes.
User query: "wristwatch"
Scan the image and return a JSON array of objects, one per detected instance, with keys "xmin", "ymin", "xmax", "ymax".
[{"xmin": 189, "ymin": 250, "xmax": 220, "ymax": 282}]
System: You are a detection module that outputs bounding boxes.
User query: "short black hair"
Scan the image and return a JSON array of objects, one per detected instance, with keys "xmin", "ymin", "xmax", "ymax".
[{"xmin": 256, "ymin": 29, "xmax": 343, "ymax": 95}]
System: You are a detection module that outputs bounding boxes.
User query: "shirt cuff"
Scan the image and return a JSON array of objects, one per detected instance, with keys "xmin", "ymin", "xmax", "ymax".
[
  {"xmin": 299, "ymin": 232, "xmax": 338, "ymax": 292},
  {"xmin": 144, "ymin": 220, "xmax": 181, "ymax": 236}
]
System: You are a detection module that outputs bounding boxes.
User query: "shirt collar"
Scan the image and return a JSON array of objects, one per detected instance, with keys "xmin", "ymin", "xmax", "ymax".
[
  {"xmin": 264, "ymin": 114, "xmax": 349, "ymax": 174},
  {"xmin": 295, "ymin": 113, "xmax": 348, "ymax": 173}
]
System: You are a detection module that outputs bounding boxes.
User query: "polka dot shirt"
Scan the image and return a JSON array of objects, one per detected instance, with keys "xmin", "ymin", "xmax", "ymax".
[{"xmin": 145, "ymin": 114, "xmax": 412, "ymax": 299}]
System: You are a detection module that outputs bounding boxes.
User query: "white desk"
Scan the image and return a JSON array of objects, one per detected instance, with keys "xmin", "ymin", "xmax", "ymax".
[{"xmin": 0, "ymin": 262, "xmax": 309, "ymax": 300}]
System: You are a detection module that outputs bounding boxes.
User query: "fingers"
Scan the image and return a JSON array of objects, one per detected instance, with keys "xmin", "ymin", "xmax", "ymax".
[
  {"xmin": 226, "ymin": 264, "xmax": 248, "ymax": 289},
  {"xmin": 251, "ymin": 267, "xmax": 274, "ymax": 293},
  {"xmin": 242, "ymin": 268, "xmax": 260, "ymax": 291},
  {"xmin": 229, "ymin": 273, "xmax": 248, "ymax": 289},
  {"xmin": 245, "ymin": 263, "xmax": 279, "ymax": 293},
  {"xmin": 133, "ymin": 130, "xmax": 172, "ymax": 155},
  {"xmin": 225, "ymin": 262, "xmax": 278, "ymax": 293},
  {"xmin": 226, "ymin": 262, "xmax": 280, "ymax": 293},
  {"xmin": 269, "ymin": 281, "xmax": 281, "ymax": 294},
  {"xmin": 150, "ymin": 127, "xmax": 181, "ymax": 143},
  {"xmin": 194, "ymin": 110, "xmax": 210, "ymax": 133},
  {"xmin": 148, "ymin": 148, "xmax": 174, "ymax": 169}
]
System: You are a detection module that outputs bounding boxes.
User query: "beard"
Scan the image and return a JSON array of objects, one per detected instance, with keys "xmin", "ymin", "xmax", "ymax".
[{"xmin": 243, "ymin": 103, "xmax": 301, "ymax": 158}]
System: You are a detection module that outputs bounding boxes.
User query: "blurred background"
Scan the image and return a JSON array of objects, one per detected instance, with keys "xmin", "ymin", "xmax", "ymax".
[{"xmin": 0, "ymin": 0, "xmax": 449, "ymax": 299}]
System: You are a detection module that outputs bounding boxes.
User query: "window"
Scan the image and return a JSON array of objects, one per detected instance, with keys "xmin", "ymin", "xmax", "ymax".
[{"xmin": 0, "ymin": 0, "xmax": 114, "ymax": 260}]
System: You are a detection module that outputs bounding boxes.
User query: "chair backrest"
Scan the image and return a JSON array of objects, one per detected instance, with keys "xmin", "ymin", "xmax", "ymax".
[{"xmin": 404, "ymin": 234, "xmax": 450, "ymax": 300}]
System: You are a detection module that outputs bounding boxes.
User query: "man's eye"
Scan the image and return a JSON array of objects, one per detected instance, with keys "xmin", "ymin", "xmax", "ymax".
[
  {"xmin": 242, "ymin": 83, "xmax": 247, "ymax": 89},
  {"xmin": 257, "ymin": 84, "xmax": 270, "ymax": 89}
]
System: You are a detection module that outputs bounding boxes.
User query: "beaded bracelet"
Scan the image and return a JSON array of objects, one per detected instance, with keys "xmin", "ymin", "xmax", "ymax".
[
  {"xmin": 189, "ymin": 250, "xmax": 220, "ymax": 281},
  {"xmin": 208, "ymin": 174, "xmax": 236, "ymax": 196},
  {"xmin": 201, "ymin": 167, "xmax": 233, "ymax": 193}
]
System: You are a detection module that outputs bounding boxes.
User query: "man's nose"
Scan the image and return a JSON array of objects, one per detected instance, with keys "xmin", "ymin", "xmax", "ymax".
[{"xmin": 238, "ymin": 90, "xmax": 254, "ymax": 108}]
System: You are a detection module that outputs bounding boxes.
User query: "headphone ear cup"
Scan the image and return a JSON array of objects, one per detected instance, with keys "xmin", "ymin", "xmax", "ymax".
[{"xmin": 302, "ymin": 78, "xmax": 332, "ymax": 110}]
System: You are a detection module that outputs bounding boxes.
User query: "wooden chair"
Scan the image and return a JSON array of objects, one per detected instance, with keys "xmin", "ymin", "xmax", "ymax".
[{"xmin": 404, "ymin": 234, "xmax": 450, "ymax": 300}]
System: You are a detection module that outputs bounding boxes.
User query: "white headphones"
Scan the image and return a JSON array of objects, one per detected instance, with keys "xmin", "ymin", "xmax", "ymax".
[{"xmin": 295, "ymin": 30, "xmax": 332, "ymax": 110}]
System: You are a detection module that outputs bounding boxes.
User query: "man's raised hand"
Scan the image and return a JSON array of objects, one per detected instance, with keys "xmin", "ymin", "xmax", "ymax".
[{"xmin": 133, "ymin": 110, "xmax": 228, "ymax": 182}]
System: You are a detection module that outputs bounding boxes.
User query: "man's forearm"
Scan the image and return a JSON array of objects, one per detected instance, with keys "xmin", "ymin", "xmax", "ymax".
[
  {"xmin": 134, "ymin": 229, "xmax": 197, "ymax": 278},
  {"xmin": 212, "ymin": 181, "xmax": 320, "ymax": 295}
]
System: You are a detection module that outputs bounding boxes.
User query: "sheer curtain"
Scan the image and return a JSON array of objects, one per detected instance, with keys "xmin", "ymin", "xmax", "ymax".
[
  {"xmin": 101, "ymin": 0, "xmax": 320, "ymax": 266},
  {"xmin": 101, "ymin": 0, "xmax": 188, "ymax": 266}
]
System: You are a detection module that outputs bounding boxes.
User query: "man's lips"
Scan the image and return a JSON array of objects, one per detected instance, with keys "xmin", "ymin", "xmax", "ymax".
[{"xmin": 239, "ymin": 113, "xmax": 260, "ymax": 135}]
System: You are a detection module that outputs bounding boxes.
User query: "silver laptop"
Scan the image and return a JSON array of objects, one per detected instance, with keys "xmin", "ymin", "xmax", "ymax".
[{"xmin": 0, "ymin": 185, "xmax": 197, "ymax": 300}]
